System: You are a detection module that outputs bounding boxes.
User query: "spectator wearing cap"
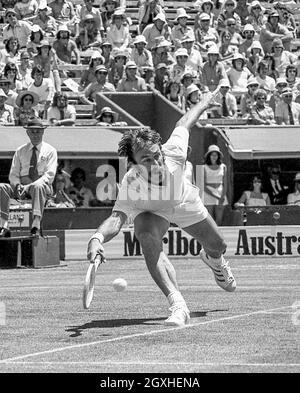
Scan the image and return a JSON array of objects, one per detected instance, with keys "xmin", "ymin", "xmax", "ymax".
[
  {"xmin": 275, "ymin": 87, "xmax": 300, "ymax": 125},
  {"xmin": 217, "ymin": 0, "xmax": 241, "ymax": 34},
  {"xmin": 194, "ymin": 0, "xmax": 216, "ymax": 30},
  {"xmin": 0, "ymin": 36, "xmax": 20, "ymax": 65},
  {"xmin": 154, "ymin": 63, "xmax": 169, "ymax": 95},
  {"xmin": 210, "ymin": 79, "xmax": 237, "ymax": 118},
  {"xmin": 32, "ymin": 1, "xmax": 58, "ymax": 37},
  {"xmin": 14, "ymin": 0, "xmax": 38, "ymax": 20},
  {"xmin": 80, "ymin": 51, "xmax": 105, "ymax": 89},
  {"xmin": 142, "ymin": 13, "xmax": 171, "ymax": 50},
  {"xmin": 256, "ymin": 60, "xmax": 276, "ymax": 98},
  {"xmin": 269, "ymin": 77, "xmax": 288, "ymax": 113},
  {"xmin": 2, "ymin": 8, "xmax": 32, "ymax": 48},
  {"xmin": 271, "ymin": 38, "xmax": 297, "ymax": 78},
  {"xmin": 0, "ymin": 118, "xmax": 57, "ymax": 238},
  {"xmin": 131, "ymin": 35, "xmax": 153, "ymax": 72},
  {"xmin": 27, "ymin": 25, "xmax": 44, "ymax": 58},
  {"xmin": 287, "ymin": 173, "xmax": 300, "ymax": 206},
  {"xmin": 33, "ymin": 39, "xmax": 61, "ymax": 93},
  {"xmin": 239, "ymin": 24, "xmax": 256, "ymax": 57},
  {"xmin": 260, "ymin": 10, "xmax": 293, "ymax": 55},
  {"xmin": 171, "ymin": 8, "xmax": 194, "ymax": 51},
  {"xmin": 138, "ymin": 0, "xmax": 164, "ymax": 34},
  {"xmin": 47, "ymin": 91, "xmax": 76, "ymax": 126},
  {"xmin": 79, "ymin": 0, "xmax": 104, "ymax": 33},
  {"xmin": 49, "ymin": 0, "xmax": 79, "ymax": 37},
  {"xmin": 106, "ymin": 8, "xmax": 130, "ymax": 51},
  {"xmin": 194, "ymin": 12, "xmax": 219, "ymax": 62},
  {"xmin": 227, "ymin": 53, "xmax": 251, "ymax": 95},
  {"xmin": 246, "ymin": 41, "xmax": 264, "ymax": 75},
  {"xmin": 76, "ymin": 14, "xmax": 102, "ymax": 51},
  {"xmin": 96, "ymin": 106, "xmax": 127, "ymax": 126},
  {"xmin": 83, "ymin": 65, "xmax": 115, "ymax": 104},
  {"xmin": 181, "ymin": 71, "xmax": 194, "ymax": 97},
  {"xmin": 250, "ymin": 89, "xmax": 276, "ymax": 125},
  {"xmin": 13, "ymin": 90, "xmax": 38, "ymax": 126},
  {"xmin": 201, "ymin": 45, "xmax": 228, "ymax": 92},
  {"xmin": 0, "ymin": 74, "xmax": 18, "ymax": 107},
  {"xmin": 245, "ymin": 0, "xmax": 267, "ymax": 35},
  {"xmin": 0, "ymin": 88, "xmax": 14, "ymax": 124},
  {"xmin": 18, "ymin": 51, "xmax": 33, "ymax": 91},
  {"xmin": 151, "ymin": 37, "xmax": 173, "ymax": 69},
  {"xmin": 117, "ymin": 61, "xmax": 147, "ymax": 92},
  {"xmin": 108, "ymin": 48, "xmax": 129, "ymax": 87},
  {"xmin": 101, "ymin": 0, "xmax": 118, "ymax": 32},
  {"xmin": 101, "ymin": 41, "xmax": 113, "ymax": 69},
  {"xmin": 165, "ymin": 79, "xmax": 184, "ymax": 109},
  {"xmin": 169, "ymin": 48, "xmax": 193, "ymax": 84},
  {"xmin": 240, "ymin": 77, "xmax": 260, "ymax": 118},
  {"xmin": 181, "ymin": 34, "xmax": 203, "ymax": 75},
  {"xmin": 28, "ymin": 64, "xmax": 55, "ymax": 118},
  {"xmin": 53, "ymin": 25, "xmax": 81, "ymax": 65},
  {"xmin": 3, "ymin": 62, "xmax": 22, "ymax": 93}
]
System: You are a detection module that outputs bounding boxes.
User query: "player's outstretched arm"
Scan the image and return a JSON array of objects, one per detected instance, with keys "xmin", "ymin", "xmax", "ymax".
[{"xmin": 87, "ymin": 211, "xmax": 127, "ymax": 262}]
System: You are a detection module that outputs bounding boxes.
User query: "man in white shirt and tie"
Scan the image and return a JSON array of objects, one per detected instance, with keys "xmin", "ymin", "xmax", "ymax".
[
  {"xmin": 0, "ymin": 118, "xmax": 57, "ymax": 238},
  {"xmin": 265, "ymin": 165, "xmax": 290, "ymax": 205}
]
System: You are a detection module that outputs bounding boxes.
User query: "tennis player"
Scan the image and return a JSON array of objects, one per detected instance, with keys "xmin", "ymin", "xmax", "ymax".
[{"xmin": 87, "ymin": 91, "xmax": 236, "ymax": 327}]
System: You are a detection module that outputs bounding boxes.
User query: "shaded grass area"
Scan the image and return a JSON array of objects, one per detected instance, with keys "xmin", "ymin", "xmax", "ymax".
[{"xmin": 0, "ymin": 257, "xmax": 299, "ymax": 373}]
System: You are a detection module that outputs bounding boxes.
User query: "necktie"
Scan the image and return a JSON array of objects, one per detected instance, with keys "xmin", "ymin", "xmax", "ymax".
[
  {"xmin": 288, "ymin": 104, "xmax": 294, "ymax": 125},
  {"xmin": 29, "ymin": 146, "xmax": 39, "ymax": 182},
  {"xmin": 222, "ymin": 96, "xmax": 229, "ymax": 117}
]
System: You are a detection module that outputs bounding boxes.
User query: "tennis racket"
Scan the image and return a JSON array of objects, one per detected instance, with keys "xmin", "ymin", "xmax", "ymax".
[{"xmin": 82, "ymin": 255, "xmax": 104, "ymax": 309}]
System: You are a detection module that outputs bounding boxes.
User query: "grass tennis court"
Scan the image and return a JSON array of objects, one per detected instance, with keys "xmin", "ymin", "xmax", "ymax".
[{"xmin": 0, "ymin": 256, "xmax": 299, "ymax": 373}]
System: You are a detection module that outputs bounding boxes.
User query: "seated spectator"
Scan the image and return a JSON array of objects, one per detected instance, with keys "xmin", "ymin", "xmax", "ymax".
[
  {"xmin": 185, "ymin": 84, "xmax": 208, "ymax": 119},
  {"xmin": 117, "ymin": 61, "xmax": 147, "ymax": 92},
  {"xmin": 239, "ymin": 24, "xmax": 256, "ymax": 57},
  {"xmin": 17, "ymin": 51, "xmax": 33, "ymax": 91},
  {"xmin": 14, "ymin": 0, "xmax": 38, "ymax": 20},
  {"xmin": 67, "ymin": 167, "xmax": 95, "ymax": 208},
  {"xmin": 140, "ymin": 65, "xmax": 155, "ymax": 88},
  {"xmin": 47, "ymin": 92, "xmax": 76, "ymax": 126},
  {"xmin": 14, "ymin": 90, "xmax": 38, "ymax": 126},
  {"xmin": 269, "ymin": 77, "xmax": 288, "ymax": 113},
  {"xmin": 271, "ymin": 38, "xmax": 297, "ymax": 78},
  {"xmin": 46, "ymin": 172, "xmax": 75, "ymax": 208},
  {"xmin": 171, "ymin": 8, "xmax": 194, "ymax": 51},
  {"xmin": 240, "ymin": 77, "xmax": 259, "ymax": 118},
  {"xmin": 180, "ymin": 34, "xmax": 202, "ymax": 76},
  {"xmin": 165, "ymin": 79, "xmax": 184, "ymax": 110},
  {"xmin": 181, "ymin": 71, "xmax": 195, "ymax": 98},
  {"xmin": 108, "ymin": 48, "xmax": 128, "ymax": 87},
  {"xmin": 246, "ymin": 41, "xmax": 264, "ymax": 76},
  {"xmin": 0, "ymin": 74, "xmax": 17, "ymax": 107},
  {"xmin": 227, "ymin": 53, "xmax": 251, "ymax": 95},
  {"xmin": 256, "ymin": 60, "xmax": 276, "ymax": 98},
  {"xmin": 0, "ymin": 88, "xmax": 14, "ymax": 124},
  {"xmin": 78, "ymin": 0, "xmax": 104, "ymax": 33},
  {"xmin": 3, "ymin": 62, "xmax": 22, "ymax": 93},
  {"xmin": 276, "ymin": 1, "xmax": 296, "ymax": 34},
  {"xmin": 264, "ymin": 164, "xmax": 290, "ymax": 205},
  {"xmin": 106, "ymin": 8, "xmax": 130, "ymax": 51},
  {"xmin": 234, "ymin": 0, "xmax": 249, "ymax": 26},
  {"xmin": 224, "ymin": 17, "xmax": 243, "ymax": 51},
  {"xmin": 131, "ymin": 35, "xmax": 153, "ymax": 73},
  {"xmin": 210, "ymin": 79, "xmax": 237, "ymax": 118},
  {"xmin": 285, "ymin": 64, "xmax": 300, "ymax": 96},
  {"xmin": 2, "ymin": 8, "xmax": 32, "ymax": 49},
  {"xmin": 201, "ymin": 45, "xmax": 228, "ymax": 92},
  {"xmin": 31, "ymin": 1, "xmax": 57, "ymax": 37},
  {"xmin": 83, "ymin": 64, "xmax": 115, "ymax": 104},
  {"xmin": 246, "ymin": 0, "xmax": 267, "ymax": 35},
  {"xmin": 96, "ymin": 106, "xmax": 127, "ymax": 126},
  {"xmin": 217, "ymin": 0, "xmax": 241, "ymax": 34},
  {"xmin": 250, "ymin": 88, "xmax": 276, "ymax": 125},
  {"xmin": 218, "ymin": 30, "xmax": 236, "ymax": 66},
  {"xmin": 49, "ymin": 0, "xmax": 79, "ymax": 37},
  {"xmin": 0, "ymin": 36, "xmax": 21, "ymax": 66},
  {"xmin": 169, "ymin": 48, "xmax": 193, "ymax": 84},
  {"xmin": 138, "ymin": 0, "xmax": 164, "ymax": 34},
  {"xmin": 101, "ymin": 41, "xmax": 113, "ymax": 69},
  {"xmin": 151, "ymin": 37, "xmax": 173, "ymax": 69},
  {"xmin": 142, "ymin": 13, "xmax": 171, "ymax": 51},
  {"xmin": 194, "ymin": 12, "xmax": 219, "ymax": 62},
  {"xmin": 52, "ymin": 25, "xmax": 81, "ymax": 65},
  {"xmin": 76, "ymin": 14, "xmax": 102, "ymax": 51},
  {"xmin": 28, "ymin": 64, "xmax": 55, "ymax": 118},
  {"xmin": 234, "ymin": 175, "xmax": 271, "ymax": 207},
  {"xmin": 287, "ymin": 173, "xmax": 300, "ymax": 206},
  {"xmin": 154, "ymin": 62, "xmax": 169, "ymax": 95},
  {"xmin": 27, "ymin": 25, "xmax": 44, "ymax": 58},
  {"xmin": 275, "ymin": 87, "xmax": 300, "ymax": 125},
  {"xmin": 101, "ymin": 0, "xmax": 118, "ymax": 32},
  {"xmin": 80, "ymin": 51, "xmax": 105, "ymax": 89}
]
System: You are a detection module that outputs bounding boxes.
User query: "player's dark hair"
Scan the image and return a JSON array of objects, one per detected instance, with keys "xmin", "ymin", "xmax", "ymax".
[{"xmin": 118, "ymin": 128, "xmax": 162, "ymax": 164}]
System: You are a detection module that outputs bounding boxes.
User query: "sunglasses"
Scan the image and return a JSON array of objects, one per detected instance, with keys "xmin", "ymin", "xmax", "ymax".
[
  {"xmin": 24, "ymin": 98, "xmax": 33, "ymax": 102},
  {"xmin": 252, "ymin": 6, "xmax": 261, "ymax": 10},
  {"xmin": 257, "ymin": 97, "xmax": 266, "ymax": 100},
  {"xmin": 97, "ymin": 71, "xmax": 107, "ymax": 75},
  {"xmin": 228, "ymin": 23, "xmax": 236, "ymax": 26},
  {"xmin": 272, "ymin": 171, "xmax": 280, "ymax": 175},
  {"xmin": 283, "ymin": 95, "xmax": 293, "ymax": 98},
  {"xmin": 288, "ymin": 69, "xmax": 297, "ymax": 72}
]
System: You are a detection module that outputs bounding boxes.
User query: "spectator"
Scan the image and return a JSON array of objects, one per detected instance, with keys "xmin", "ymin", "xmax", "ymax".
[
  {"xmin": 275, "ymin": 87, "xmax": 300, "ymax": 125},
  {"xmin": 117, "ymin": 61, "xmax": 147, "ymax": 92},
  {"xmin": 78, "ymin": 0, "xmax": 104, "ymax": 32},
  {"xmin": 256, "ymin": 60, "xmax": 276, "ymax": 97},
  {"xmin": 2, "ymin": 8, "xmax": 32, "ymax": 49},
  {"xmin": 217, "ymin": 0, "xmax": 241, "ymax": 34},
  {"xmin": 83, "ymin": 64, "xmax": 115, "ymax": 104},
  {"xmin": 0, "ymin": 88, "xmax": 14, "ymax": 124},
  {"xmin": 67, "ymin": 167, "xmax": 95, "ymax": 208},
  {"xmin": 101, "ymin": 41, "xmax": 113, "ymax": 69},
  {"xmin": 234, "ymin": 0, "xmax": 249, "ymax": 26},
  {"xmin": 225, "ymin": 17, "xmax": 243, "ymax": 51},
  {"xmin": 52, "ymin": 25, "xmax": 81, "ymax": 65},
  {"xmin": 194, "ymin": 12, "xmax": 219, "ymax": 61},
  {"xmin": 264, "ymin": 164, "xmax": 290, "ymax": 205},
  {"xmin": 203, "ymin": 144, "xmax": 228, "ymax": 226},
  {"xmin": 194, "ymin": 0, "xmax": 217, "ymax": 30},
  {"xmin": 76, "ymin": 14, "xmax": 102, "ymax": 51},
  {"xmin": 154, "ymin": 62, "xmax": 169, "ymax": 95},
  {"xmin": 46, "ymin": 172, "xmax": 75, "ymax": 208},
  {"xmin": 271, "ymin": 38, "xmax": 297, "ymax": 78},
  {"xmin": 108, "ymin": 48, "xmax": 128, "ymax": 87},
  {"xmin": 285, "ymin": 64, "xmax": 300, "ymax": 96},
  {"xmin": 240, "ymin": 77, "xmax": 259, "ymax": 118},
  {"xmin": 0, "ymin": 36, "xmax": 21, "ymax": 65},
  {"xmin": 246, "ymin": 41, "xmax": 264, "ymax": 75},
  {"xmin": 96, "ymin": 106, "xmax": 127, "ymax": 126},
  {"xmin": 276, "ymin": 1, "xmax": 296, "ymax": 33},
  {"xmin": 47, "ymin": 92, "xmax": 76, "ymax": 126},
  {"xmin": 142, "ymin": 13, "xmax": 171, "ymax": 50},
  {"xmin": 17, "ymin": 51, "xmax": 33, "ymax": 91},
  {"xmin": 27, "ymin": 25, "xmax": 44, "ymax": 58},
  {"xmin": 171, "ymin": 8, "xmax": 194, "ymax": 51},
  {"xmin": 131, "ymin": 35, "xmax": 153, "ymax": 72},
  {"xmin": 28, "ymin": 64, "xmax": 55, "ymax": 118},
  {"xmin": 101, "ymin": 0, "xmax": 118, "ymax": 32},
  {"xmin": 140, "ymin": 65, "xmax": 155, "ymax": 88},
  {"xmin": 14, "ymin": 0, "xmax": 38, "ymax": 20},
  {"xmin": 169, "ymin": 48, "xmax": 192, "ymax": 84},
  {"xmin": 201, "ymin": 45, "xmax": 228, "ymax": 92},
  {"xmin": 31, "ymin": 1, "xmax": 57, "ymax": 37},
  {"xmin": 3, "ymin": 62, "xmax": 22, "ymax": 92},
  {"xmin": 165, "ymin": 79, "xmax": 184, "ymax": 110},
  {"xmin": 151, "ymin": 37, "xmax": 173, "ymax": 69},
  {"xmin": 269, "ymin": 77, "xmax": 288, "ymax": 113},
  {"xmin": 138, "ymin": 0, "xmax": 164, "ymax": 34},
  {"xmin": 250, "ymin": 88, "xmax": 276, "ymax": 125},
  {"xmin": 0, "ymin": 74, "xmax": 17, "ymax": 107},
  {"xmin": 80, "ymin": 51, "xmax": 105, "ymax": 89},
  {"xmin": 227, "ymin": 53, "xmax": 251, "ymax": 95},
  {"xmin": 180, "ymin": 33, "xmax": 203, "ymax": 76},
  {"xmin": 239, "ymin": 24, "xmax": 256, "ymax": 57},
  {"xmin": 210, "ymin": 79, "xmax": 237, "ymax": 118},
  {"xmin": 181, "ymin": 71, "xmax": 195, "ymax": 98},
  {"xmin": 246, "ymin": 0, "xmax": 267, "ymax": 35},
  {"xmin": 287, "ymin": 173, "xmax": 300, "ymax": 206},
  {"xmin": 106, "ymin": 8, "xmax": 130, "ymax": 51},
  {"xmin": 234, "ymin": 175, "xmax": 271, "ymax": 207},
  {"xmin": 218, "ymin": 30, "xmax": 235, "ymax": 65},
  {"xmin": 185, "ymin": 83, "xmax": 209, "ymax": 120},
  {"xmin": 49, "ymin": 0, "xmax": 79, "ymax": 37},
  {"xmin": 14, "ymin": 90, "xmax": 38, "ymax": 126}
]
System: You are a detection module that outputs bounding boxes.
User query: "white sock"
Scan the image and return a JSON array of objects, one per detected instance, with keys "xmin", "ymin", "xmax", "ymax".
[
  {"xmin": 32, "ymin": 216, "xmax": 41, "ymax": 229},
  {"xmin": 167, "ymin": 290, "xmax": 188, "ymax": 310}
]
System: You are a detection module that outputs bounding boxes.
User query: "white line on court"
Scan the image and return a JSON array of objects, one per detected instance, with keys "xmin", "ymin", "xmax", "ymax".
[{"xmin": 0, "ymin": 304, "xmax": 295, "ymax": 364}]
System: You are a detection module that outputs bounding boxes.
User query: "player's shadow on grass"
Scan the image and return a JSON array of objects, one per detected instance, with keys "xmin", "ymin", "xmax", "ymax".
[{"xmin": 66, "ymin": 309, "xmax": 226, "ymax": 337}]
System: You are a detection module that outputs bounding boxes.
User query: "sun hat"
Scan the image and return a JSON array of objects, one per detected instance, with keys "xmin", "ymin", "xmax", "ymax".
[
  {"xmin": 181, "ymin": 33, "xmax": 195, "ymax": 44},
  {"xmin": 96, "ymin": 106, "xmax": 118, "ymax": 122},
  {"xmin": 153, "ymin": 13, "xmax": 166, "ymax": 23},
  {"xmin": 272, "ymin": 38, "xmax": 284, "ymax": 49},
  {"xmin": 24, "ymin": 117, "xmax": 48, "ymax": 129},
  {"xmin": 31, "ymin": 24, "xmax": 43, "ymax": 33},
  {"xmin": 174, "ymin": 48, "xmax": 188, "ymax": 58},
  {"xmin": 247, "ymin": 77, "xmax": 259, "ymax": 87},
  {"xmin": 112, "ymin": 48, "xmax": 129, "ymax": 59},
  {"xmin": 94, "ymin": 65, "xmax": 108, "ymax": 73},
  {"xmin": 5, "ymin": 8, "xmax": 17, "ymax": 17},
  {"xmin": 37, "ymin": 39, "xmax": 51, "ymax": 48},
  {"xmin": 133, "ymin": 35, "xmax": 147, "ymax": 45},
  {"xmin": 125, "ymin": 61, "xmax": 138, "ymax": 69},
  {"xmin": 220, "ymin": 79, "xmax": 231, "ymax": 88},
  {"xmin": 248, "ymin": 0, "xmax": 265, "ymax": 13},
  {"xmin": 294, "ymin": 173, "xmax": 300, "ymax": 182},
  {"xmin": 199, "ymin": 12, "xmax": 211, "ymax": 21},
  {"xmin": 175, "ymin": 8, "xmax": 190, "ymax": 21},
  {"xmin": 16, "ymin": 90, "xmax": 39, "ymax": 107},
  {"xmin": 89, "ymin": 51, "xmax": 105, "ymax": 65},
  {"xmin": 186, "ymin": 84, "xmax": 200, "ymax": 97},
  {"xmin": 204, "ymin": 144, "xmax": 223, "ymax": 158},
  {"xmin": 243, "ymin": 24, "xmax": 255, "ymax": 33},
  {"xmin": 275, "ymin": 77, "xmax": 288, "ymax": 87},
  {"xmin": 156, "ymin": 63, "xmax": 168, "ymax": 70},
  {"xmin": 207, "ymin": 45, "xmax": 220, "ymax": 55},
  {"xmin": 154, "ymin": 37, "xmax": 172, "ymax": 49}
]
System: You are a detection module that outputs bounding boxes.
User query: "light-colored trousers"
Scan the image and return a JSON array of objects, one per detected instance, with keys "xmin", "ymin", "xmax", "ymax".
[{"xmin": 0, "ymin": 182, "xmax": 52, "ymax": 224}]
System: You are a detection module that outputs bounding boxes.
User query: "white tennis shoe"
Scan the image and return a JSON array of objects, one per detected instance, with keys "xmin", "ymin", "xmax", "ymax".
[
  {"xmin": 164, "ymin": 305, "xmax": 190, "ymax": 327},
  {"xmin": 200, "ymin": 249, "xmax": 236, "ymax": 292}
]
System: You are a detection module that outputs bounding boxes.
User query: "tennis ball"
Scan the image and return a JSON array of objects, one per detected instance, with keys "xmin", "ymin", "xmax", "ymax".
[
  {"xmin": 112, "ymin": 278, "xmax": 127, "ymax": 292},
  {"xmin": 273, "ymin": 212, "xmax": 280, "ymax": 220}
]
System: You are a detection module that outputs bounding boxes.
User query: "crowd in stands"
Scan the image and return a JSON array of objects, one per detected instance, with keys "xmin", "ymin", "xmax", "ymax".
[{"xmin": 0, "ymin": 0, "xmax": 299, "ymax": 124}]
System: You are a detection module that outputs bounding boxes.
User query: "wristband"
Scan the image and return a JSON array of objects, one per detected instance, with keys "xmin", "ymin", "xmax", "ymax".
[{"xmin": 89, "ymin": 232, "xmax": 104, "ymax": 244}]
